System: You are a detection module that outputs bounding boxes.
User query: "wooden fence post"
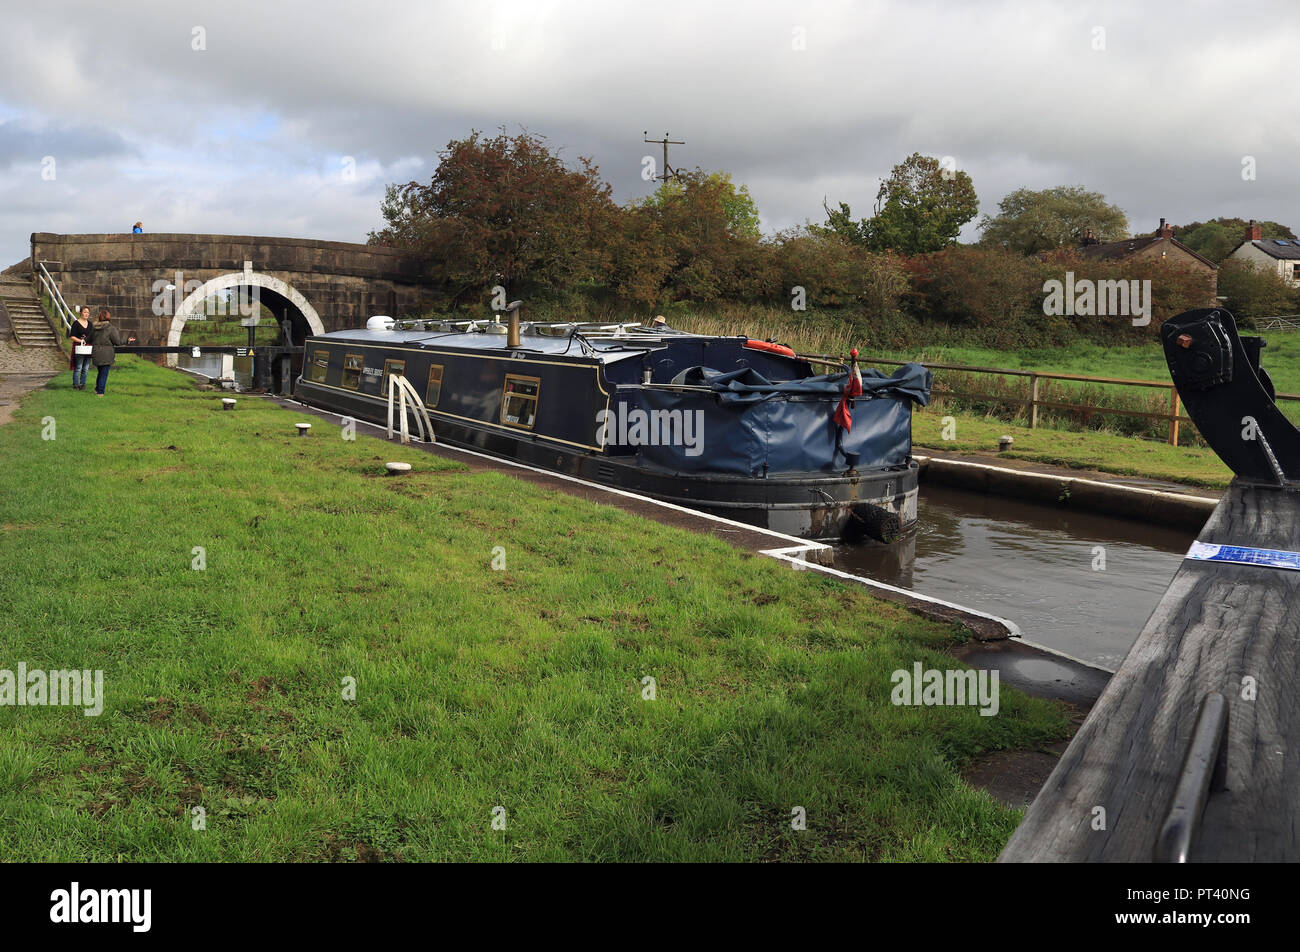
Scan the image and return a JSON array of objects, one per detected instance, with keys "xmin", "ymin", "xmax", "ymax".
[
  {"xmin": 1029, "ymin": 374, "xmax": 1040, "ymax": 429},
  {"xmin": 1169, "ymin": 388, "xmax": 1181, "ymax": 446}
]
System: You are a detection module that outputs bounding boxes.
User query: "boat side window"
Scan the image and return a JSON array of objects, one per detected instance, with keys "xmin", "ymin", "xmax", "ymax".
[
  {"xmin": 381, "ymin": 359, "xmax": 406, "ymax": 394},
  {"xmin": 500, "ymin": 374, "xmax": 540, "ymax": 429},
  {"xmin": 342, "ymin": 353, "xmax": 364, "ymax": 390},
  {"xmin": 426, "ymin": 364, "xmax": 444, "ymax": 408},
  {"xmin": 310, "ymin": 349, "xmax": 330, "ymax": 383}
]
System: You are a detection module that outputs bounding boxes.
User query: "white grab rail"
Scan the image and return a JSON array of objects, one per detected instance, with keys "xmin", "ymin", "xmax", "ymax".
[
  {"xmin": 35, "ymin": 260, "xmax": 77, "ymax": 335},
  {"xmin": 386, "ymin": 373, "xmax": 436, "ymax": 444}
]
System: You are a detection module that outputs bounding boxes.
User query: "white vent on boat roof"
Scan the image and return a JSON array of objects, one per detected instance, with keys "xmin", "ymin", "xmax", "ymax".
[{"xmin": 366, "ymin": 315, "xmax": 395, "ymax": 331}]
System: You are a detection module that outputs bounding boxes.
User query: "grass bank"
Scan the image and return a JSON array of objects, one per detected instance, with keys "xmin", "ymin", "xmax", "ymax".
[
  {"xmin": 0, "ymin": 359, "xmax": 1068, "ymax": 861},
  {"xmin": 913, "ymin": 407, "xmax": 1232, "ymax": 490}
]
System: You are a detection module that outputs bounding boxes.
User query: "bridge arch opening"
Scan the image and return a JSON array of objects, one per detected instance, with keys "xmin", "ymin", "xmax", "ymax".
[{"xmin": 166, "ymin": 267, "xmax": 324, "ymax": 367}]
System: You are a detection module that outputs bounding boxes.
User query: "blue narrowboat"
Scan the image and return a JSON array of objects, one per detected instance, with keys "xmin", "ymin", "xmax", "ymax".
[{"xmin": 293, "ymin": 316, "xmax": 930, "ymax": 542}]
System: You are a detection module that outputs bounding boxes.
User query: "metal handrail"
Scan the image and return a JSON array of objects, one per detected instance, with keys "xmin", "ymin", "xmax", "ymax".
[
  {"xmin": 1154, "ymin": 692, "xmax": 1229, "ymax": 863},
  {"xmin": 386, "ymin": 373, "xmax": 435, "ymax": 445},
  {"xmin": 35, "ymin": 260, "xmax": 76, "ymax": 335}
]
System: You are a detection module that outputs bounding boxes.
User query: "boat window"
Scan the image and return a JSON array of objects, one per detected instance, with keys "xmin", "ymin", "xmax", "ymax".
[
  {"xmin": 342, "ymin": 353, "xmax": 363, "ymax": 390},
  {"xmin": 381, "ymin": 359, "xmax": 406, "ymax": 394},
  {"xmin": 426, "ymin": 364, "xmax": 444, "ymax": 408},
  {"xmin": 501, "ymin": 374, "xmax": 540, "ymax": 429},
  {"xmin": 310, "ymin": 349, "xmax": 329, "ymax": 383}
]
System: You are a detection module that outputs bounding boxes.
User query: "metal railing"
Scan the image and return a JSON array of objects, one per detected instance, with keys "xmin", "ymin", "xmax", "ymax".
[
  {"xmin": 35, "ymin": 260, "xmax": 76, "ymax": 335},
  {"xmin": 860, "ymin": 356, "xmax": 1300, "ymax": 447},
  {"xmin": 386, "ymin": 373, "xmax": 435, "ymax": 445}
]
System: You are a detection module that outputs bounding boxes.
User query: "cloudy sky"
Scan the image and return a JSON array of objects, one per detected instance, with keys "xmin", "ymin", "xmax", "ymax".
[{"xmin": 1, "ymin": 0, "xmax": 1296, "ymax": 267}]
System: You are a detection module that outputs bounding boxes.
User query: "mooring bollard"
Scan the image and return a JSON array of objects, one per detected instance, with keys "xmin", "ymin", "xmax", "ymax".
[
  {"xmin": 998, "ymin": 435, "xmax": 1014, "ymax": 453},
  {"xmin": 221, "ymin": 398, "xmax": 236, "ymax": 411},
  {"xmin": 295, "ymin": 423, "xmax": 312, "ymax": 437},
  {"xmin": 385, "ymin": 462, "xmax": 412, "ymax": 475}
]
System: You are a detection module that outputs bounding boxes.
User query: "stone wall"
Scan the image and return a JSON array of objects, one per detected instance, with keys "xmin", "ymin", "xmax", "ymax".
[{"xmin": 30, "ymin": 233, "xmax": 435, "ymax": 344}]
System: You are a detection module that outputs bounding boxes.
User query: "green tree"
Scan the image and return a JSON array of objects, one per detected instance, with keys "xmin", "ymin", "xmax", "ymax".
[
  {"xmin": 640, "ymin": 169, "xmax": 768, "ymax": 302},
  {"xmin": 644, "ymin": 170, "xmax": 761, "ymax": 240},
  {"xmin": 1178, "ymin": 221, "xmax": 1236, "ymax": 263},
  {"xmin": 1176, "ymin": 218, "xmax": 1297, "ymax": 263},
  {"xmin": 977, "ymin": 186, "xmax": 1128, "ymax": 255},
  {"xmin": 369, "ymin": 129, "xmax": 617, "ymax": 303},
  {"xmin": 1218, "ymin": 259, "xmax": 1300, "ymax": 324},
  {"xmin": 862, "ymin": 153, "xmax": 979, "ymax": 254},
  {"xmin": 818, "ymin": 200, "xmax": 870, "ymax": 245}
]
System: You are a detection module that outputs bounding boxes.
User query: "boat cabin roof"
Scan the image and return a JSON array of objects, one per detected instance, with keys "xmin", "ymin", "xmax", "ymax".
[{"xmin": 311, "ymin": 327, "xmax": 710, "ymax": 366}]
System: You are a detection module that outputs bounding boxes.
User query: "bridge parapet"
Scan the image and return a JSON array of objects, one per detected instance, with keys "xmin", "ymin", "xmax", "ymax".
[{"xmin": 30, "ymin": 232, "xmax": 435, "ymax": 345}]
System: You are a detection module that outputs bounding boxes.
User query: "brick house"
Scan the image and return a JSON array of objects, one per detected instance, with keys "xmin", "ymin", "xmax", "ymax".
[
  {"xmin": 1225, "ymin": 220, "xmax": 1300, "ymax": 286},
  {"xmin": 1078, "ymin": 218, "xmax": 1219, "ymax": 303}
]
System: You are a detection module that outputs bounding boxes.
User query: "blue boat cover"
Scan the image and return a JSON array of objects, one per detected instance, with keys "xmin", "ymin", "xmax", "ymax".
[
  {"xmin": 626, "ymin": 363, "xmax": 930, "ymax": 476},
  {"xmin": 669, "ymin": 363, "xmax": 931, "ymax": 406}
]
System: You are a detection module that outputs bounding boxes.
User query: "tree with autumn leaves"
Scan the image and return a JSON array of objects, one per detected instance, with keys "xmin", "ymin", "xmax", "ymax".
[
  {"xmin": 369, "ymin": 131, "xmax": 1282, "ymax": 337},
  {"xmin": 369, "ymin": 133, "xmax": 974, "ymax": 314},
  {"xmin": 370, "ymin": 132, "xmax": 772, "ymax": 308},
  {"xmin": 370, "ymin": 130, "xmax": 618, "ymax": 304}
]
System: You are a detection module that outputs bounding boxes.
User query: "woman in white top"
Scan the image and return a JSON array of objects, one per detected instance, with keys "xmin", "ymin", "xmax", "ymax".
[{"xmin": 69, "ymin": 306, "xmax": 94, "ymax": 391}]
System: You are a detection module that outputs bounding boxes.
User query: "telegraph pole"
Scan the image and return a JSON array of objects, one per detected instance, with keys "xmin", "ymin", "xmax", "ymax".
[{"xmin": 643, "ymin": 131, "xmax": 685, "ymax": 183}]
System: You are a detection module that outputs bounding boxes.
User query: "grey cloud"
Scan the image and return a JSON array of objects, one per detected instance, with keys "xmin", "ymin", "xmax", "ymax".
[
  {"xmin": 0, "ymin": 0, "xmax": 1298, "ymax": 263},
  {"xmin": 0, "ymin": 118, "xmax": 133, "ymax": 167}
]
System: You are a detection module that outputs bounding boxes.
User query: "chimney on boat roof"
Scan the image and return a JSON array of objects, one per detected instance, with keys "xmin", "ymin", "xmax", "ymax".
[{"xmin": 505, "ymin": 299, "xmax": 523, "ymax": 348}]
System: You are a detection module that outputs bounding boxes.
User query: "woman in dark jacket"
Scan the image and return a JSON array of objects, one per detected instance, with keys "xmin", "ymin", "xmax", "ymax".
[{"xmin": 90, "ymin": 308, "xmax": 135, "ymax": 396}]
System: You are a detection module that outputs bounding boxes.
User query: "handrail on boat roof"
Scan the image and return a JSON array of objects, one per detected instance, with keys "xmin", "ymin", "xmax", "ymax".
[{"xmin": 358, "ymin": 318, "xmax": 847, "ymax": 367}]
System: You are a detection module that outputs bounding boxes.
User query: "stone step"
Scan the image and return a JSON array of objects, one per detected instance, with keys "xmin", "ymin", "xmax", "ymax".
[{"xmin": 4, "ymin": 289, "xmax": 60, "ymax": 347}]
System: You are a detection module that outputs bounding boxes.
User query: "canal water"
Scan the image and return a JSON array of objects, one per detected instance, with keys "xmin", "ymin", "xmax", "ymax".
[
  {"xmin": 835, "ymin": 484, "xmax": 1194, "ymax": 670},
  {"xmin": 176, "ymin": 353, "xmax": 253, "ymax": 389}
]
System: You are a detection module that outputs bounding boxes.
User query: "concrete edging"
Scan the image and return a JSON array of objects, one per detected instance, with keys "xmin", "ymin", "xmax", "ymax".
[{"xmin": 914, "ymin": 454, "xmax": 1217, "ymax": 529}]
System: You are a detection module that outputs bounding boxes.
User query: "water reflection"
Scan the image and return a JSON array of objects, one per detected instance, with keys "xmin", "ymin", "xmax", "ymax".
[{"xmin": 837, "ymin": 485, "xmax": 1193, "ymax": 669}]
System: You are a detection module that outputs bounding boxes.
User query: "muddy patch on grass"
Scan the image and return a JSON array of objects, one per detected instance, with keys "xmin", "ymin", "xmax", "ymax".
[
  {"xmin": 322, "ymin": 838, "xmax": 395, "ymax": 863},
  {"xmin": 961, "ymin": 740, "xmax": 1073, "ymax": 810}
]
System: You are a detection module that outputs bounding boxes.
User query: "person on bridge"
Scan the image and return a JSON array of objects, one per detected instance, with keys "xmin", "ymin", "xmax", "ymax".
[
  {"xmin": 132, "ymin": 222, "xmax": 143, "ymax": 234},
  {"xmin": 90, "ymin": 308, "xmax": 136, "ymax": 396},
  {"xmin": 69, "ymin": 306, "xmax": 94, "ymax": 391}
]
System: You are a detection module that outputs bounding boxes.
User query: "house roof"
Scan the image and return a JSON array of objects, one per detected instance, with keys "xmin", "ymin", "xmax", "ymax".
[
  {"xmin": 1080, "ymin": 235, "xmax": 1218, "ymax": 269},
  {"xmin": 1230, "ymin": 238, "xmax": 1300, "ymax": 261}
]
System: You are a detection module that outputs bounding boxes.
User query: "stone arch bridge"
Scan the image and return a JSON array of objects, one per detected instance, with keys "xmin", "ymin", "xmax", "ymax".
[{"xmin": 30, "ymin": 232, "xmax": 436, "ymax": 352}]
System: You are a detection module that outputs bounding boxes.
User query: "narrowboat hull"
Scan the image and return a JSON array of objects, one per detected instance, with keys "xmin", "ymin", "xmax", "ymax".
[{"xmin": 293, "ymin": 326, "xmax": 927, "ymax": 542}]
